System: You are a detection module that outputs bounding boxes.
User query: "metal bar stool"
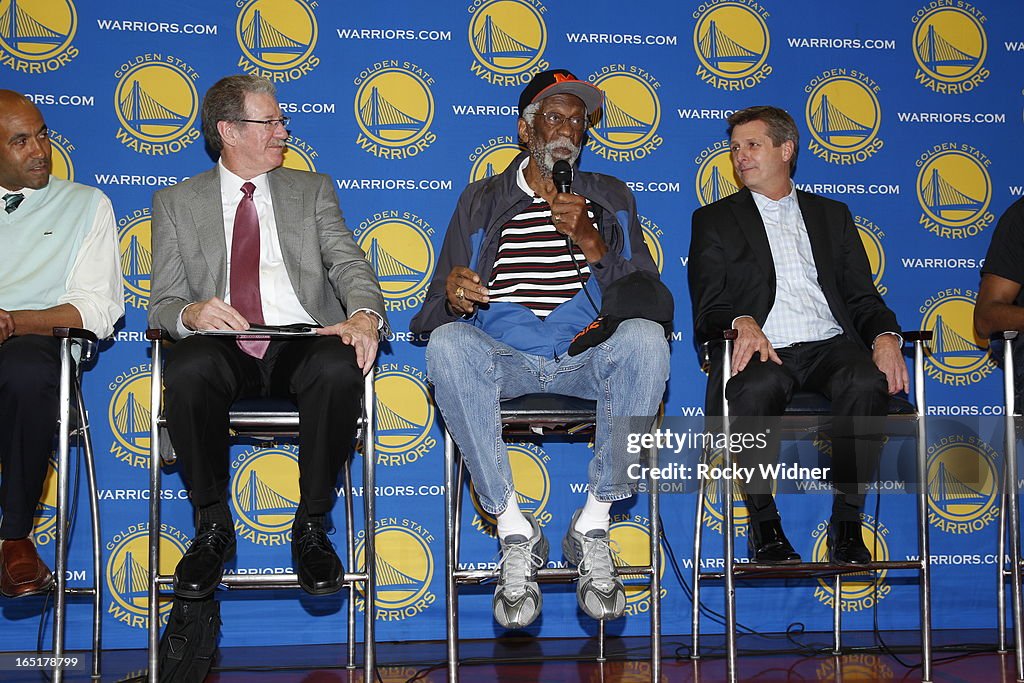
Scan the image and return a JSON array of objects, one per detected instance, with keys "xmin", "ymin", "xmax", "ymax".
[
  {"xmin": 993, "ymin": 331, "xmax": 1024, "ymax": 679},
  {"xmin": 444, "ymin": 393, "xmax": 662, "ymax": 682},
  {"xmin": 49, "ymin": 327, "xmax": 104, "ymax": 681},
  {"xmin": 690, "ymin": 330, "xmax": 933, "ymax": 683},
  {"xmin": 144, "ymin": 329, "xmax": 376, "ymax": 681}
]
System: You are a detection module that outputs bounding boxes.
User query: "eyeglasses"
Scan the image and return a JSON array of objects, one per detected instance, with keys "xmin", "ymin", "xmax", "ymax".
[
  {"xmin": 235, "ymin": 116, "xmax": 290, "ymax": 129},
  {"xmin": 539, "ymin": 111, "xmax": 589, "ymax": 131}
]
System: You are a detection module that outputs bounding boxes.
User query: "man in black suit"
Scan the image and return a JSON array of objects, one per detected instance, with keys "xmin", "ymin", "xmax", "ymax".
[{"xmin": 688, "ymin": 105, "xmax": 907, "ymax": 564}]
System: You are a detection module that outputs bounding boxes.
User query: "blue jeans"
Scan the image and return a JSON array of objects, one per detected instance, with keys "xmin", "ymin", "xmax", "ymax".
[{"xmin": 426, "ymin": 319, "xmax": 670, "ymax": 515}]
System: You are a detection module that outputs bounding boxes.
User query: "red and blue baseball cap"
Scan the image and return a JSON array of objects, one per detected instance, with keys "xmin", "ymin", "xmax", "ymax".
[{"xmin": 518, "ymin": 69, "xmax": 604, "ymax": 115}]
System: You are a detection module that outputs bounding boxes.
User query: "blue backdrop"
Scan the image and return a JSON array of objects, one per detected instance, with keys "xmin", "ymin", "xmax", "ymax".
[{"xmin": 1, "ymin": 0, "xmax": 1021, "ymax": 652}]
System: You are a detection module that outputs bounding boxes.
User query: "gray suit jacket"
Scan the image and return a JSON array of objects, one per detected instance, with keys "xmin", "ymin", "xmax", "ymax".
[{"xmin": 148, "ymin": 166, "xmax": 386, "ymax": 338}]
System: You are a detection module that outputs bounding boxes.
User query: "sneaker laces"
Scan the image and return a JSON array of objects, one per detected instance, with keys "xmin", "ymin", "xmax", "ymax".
[
  {"xmin": 579, "ymin": 534, "xmax": 621, "ymax": 591},
  {"xmin": 497, "ymin": 538, "xmax": 544, "ymax": 598}
]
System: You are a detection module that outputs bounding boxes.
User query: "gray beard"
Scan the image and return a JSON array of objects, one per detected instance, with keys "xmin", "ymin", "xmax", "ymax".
[{"xmin": 530, "ymin": 138, "xmax": 581, "ymax": 178}]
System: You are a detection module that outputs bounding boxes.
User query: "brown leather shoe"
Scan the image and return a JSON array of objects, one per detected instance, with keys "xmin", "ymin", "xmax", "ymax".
[{"xmin": 1, "ymin": 539, "xmax": 54, "ymax": 598}]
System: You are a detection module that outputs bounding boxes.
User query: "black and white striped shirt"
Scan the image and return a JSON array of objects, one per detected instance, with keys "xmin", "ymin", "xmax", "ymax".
[{"xmin": 488, "ymin": 195, "xmax": 593, "ymax": 319}]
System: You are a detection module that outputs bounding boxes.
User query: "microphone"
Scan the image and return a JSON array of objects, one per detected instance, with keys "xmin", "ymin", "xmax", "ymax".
[{"xmin": 553, "ymin": 159, "xmax": 573, "ymax": 194}]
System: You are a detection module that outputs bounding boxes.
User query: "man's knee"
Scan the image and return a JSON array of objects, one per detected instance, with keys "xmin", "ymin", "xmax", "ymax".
[
  {"xmin": 605, "ymin": 319, "xmax": 670, "ymax": 376},
  {"xmin": 0, "ymin": 336, "xmax": 60, "ymax": 392},
  {"xmin": 836, "ymin": 363, "xmax": 888, "ymax": 400},
  {"xmin": 303, "ymin": 342, "xmax": 362, "ymax": 393},
  {"xmin": 726, "ymin": 363, "xmax": 792, "ymax": 414}
]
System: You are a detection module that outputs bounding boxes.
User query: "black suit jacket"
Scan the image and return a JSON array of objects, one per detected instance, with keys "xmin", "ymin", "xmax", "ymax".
[{"xmin": 688, "ymin": 187, "xmax": 899, "ymax": 357}]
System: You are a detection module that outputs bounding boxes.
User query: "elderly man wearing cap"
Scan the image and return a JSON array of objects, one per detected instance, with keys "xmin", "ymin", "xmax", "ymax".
[{"xmin": 411, "ymin": 69, "xmax": 670, "ymax": 629}]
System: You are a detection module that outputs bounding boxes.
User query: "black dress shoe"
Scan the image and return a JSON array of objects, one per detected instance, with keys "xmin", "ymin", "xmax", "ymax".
[
  {"xmin": 748, "ymin": 520, "xmax": 801, "ymax": 564},
  {"xmin": 173, "ymin": 522, "xmax": 236, "ymax": 599},
  {"xmin": 292, "ymin": 520, "xmax": 344, "ymax": 595},
  {"xmin": 828, "ymin": 520, "xmax": 871, "ymax": 565}
]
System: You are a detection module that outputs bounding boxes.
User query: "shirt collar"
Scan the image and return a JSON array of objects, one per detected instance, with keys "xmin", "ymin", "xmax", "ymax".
[
  {"xmin": 750, "ymin": 181, "xmax": 797, "ymax": 211},
  {"xmin": 218, "ymin": 159, "xmax": 270, "ymax": 202},
  {"xmin": 0, "ymin": 184, "xmax": 38, "ymax": 200},
  {"xmin": 515, "ymin": 156, "xmax": 534, "ymax": 198}
]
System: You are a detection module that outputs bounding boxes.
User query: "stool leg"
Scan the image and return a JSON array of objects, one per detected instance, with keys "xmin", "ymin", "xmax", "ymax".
[
  {"xmin": 691, "ymin": 450, "xmax": 707, "ymax": 660},
  {"xmin": 445, "ymin": 432, "xmax": 460, "ymax": 683},
  {"xmin": 343, "ymin": 459, "xmax": 356, "ymax": 669},
  {"xmin": 648, "ymin": 445, "xmax": 661, "ymax": 679},
  {"xmin": 914, "ymin": 341, "xmax": 933, "ymax": 682},
  {"xmin": 52, "ymin": 338, "xmax": 73, "ymax": 683},
  {"xmin": 831, "ymin": 575, "xmax": 841, "ymax": 655},
  {"xmin": 78, "ymin": 385, "xmax": 102, "ymax": 678},
  {"xmin": 147, "ymin": 342, "xmax": 164, "ymax": 683},
  {"xmin": 362, "ymin": 370, "xmax": 377, "ymax": 678},
  {"xmin": 1008, "ymin": 412, "xmax": 1023, "ymax": 681},
  {"xmin": 1001, "ymin": 467, "xmax": 1008, "ymax": 653}
]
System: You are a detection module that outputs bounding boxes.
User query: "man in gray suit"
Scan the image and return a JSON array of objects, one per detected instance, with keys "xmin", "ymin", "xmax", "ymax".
[{"xmin": 149, "ymin": 75, "xmax": 386, "ymax": 597}]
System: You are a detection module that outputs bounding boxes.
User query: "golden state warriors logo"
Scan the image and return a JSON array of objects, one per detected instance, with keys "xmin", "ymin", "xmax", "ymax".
[
  {"xmin": 374, "ymin": 363, "xmax": 436, "ymax": 466},
  {"xmin": 106, "ymin": 523, "xmax": 189, "ymax": 628},
  {"xmin": 468, "ymin": 0, "xmax": 549, "ymax": 86},
  {"xmin": 695, "ymin": 140, "xmax": 741, "ymax": 206},
  {"xmin": 355, "ymin": 518, "xmax": 436, "ymax": 621},
  {"xmin": 470, "ymin": 443, "xmax": 551, "ymax": 537},
  {"xmin": 855, "ymin": 215, "xmax": 887, "ymax": 296},
  {"xmin": 230, "ymin": 445, "xmax": 298, "ymax": 546},
  {"xmin": 692, "ymin": 0, "xmax": 772, "ymax": 90},
  {"xmin": 107, "ymin": 363, "xmax": 151, "ymax": 469},
  {"xmin": 916, "ymin": 144, "xmax": 994, "ymax": 239},
  {"xmin": 911, "ymin": 3, "xmax": 989, "ymax": 94},
  {"xmin": 639, "ymin": 215, "xmax": 665, "ymax": 273},
  {"xmin": 468, "ymin": 135, "xmax": 520, "ymax": 183},
  {"xmin": 282, "ymin": 136, "xmax": 318, "ymax": 172},
  {"xmin": 804, "ymin": 70, "xmax": 883, "ymax": 165},
  {"xmin": 353, "ymin": 61, "xmax": 436, "ymax": 159},
  {"xmin": 586, "ymin": 65, "xmax": 663, "ymax": 163},
  {"xmin": 236, "ymin": 0, "xmax": 319, "ymax": 82},
  {"xmin": 0, "ymin": 0, "xmax": 78, "ymax": 72},
  {"xmin": 117, "ymin": 208, "xmax": 152, "ymax": 310},
  {"xmin": 927, "ymin": 434, "xmax": 998, "ymax": 534},
  {"xmin": 113, "ymin": 54, "xmax": 201, "ymax": 155},
  {"xmin": 609, "ymin": 514, "xmax": 666, "ymax": 614},
  {"xmin": 31, "ymin": 455, "xmax": 59, "ymax": 546},
  {"xmin": 816, "ymin": 654, "xmax": 894, "ymax": 682},
  {"xmin": 48, "ymin": 128, "xmax": 74, "ymax": 181},
  {"xmin": 811, "ymin": 516, "xmax": 891, "ymax": 611},
  {"xmin": 919, "ymin": 289, "xmax": 994, "ymax": 386},
  {"xmin": 354, "ymin": 211, "xmax": 435, "ymax": 314}
]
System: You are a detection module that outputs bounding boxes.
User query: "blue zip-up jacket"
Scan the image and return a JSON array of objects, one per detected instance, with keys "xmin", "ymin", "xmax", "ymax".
[{"xmin": 410, "ymin": 152, "xmax": 660, "ymax": 357}]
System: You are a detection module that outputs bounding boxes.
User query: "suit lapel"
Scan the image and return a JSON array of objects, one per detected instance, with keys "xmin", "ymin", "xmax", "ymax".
[
  {"xmin": 268, "ymin": 169, "xmax": 306, "ymax": 295},
  {"xmin": 730, "ymin": 188, "xmax": 774, "ymax": 282},
  {"xmin": 190, "ymin": 170, "xmax": 228, "ymax": 293}
]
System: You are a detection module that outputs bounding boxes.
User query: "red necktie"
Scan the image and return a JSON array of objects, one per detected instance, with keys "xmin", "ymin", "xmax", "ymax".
[{"xmin": 230, "ymin": 182, "xmax": 269, "ymax": 358}]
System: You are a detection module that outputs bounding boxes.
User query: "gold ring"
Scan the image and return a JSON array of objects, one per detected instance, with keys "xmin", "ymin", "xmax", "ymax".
[
  {"xmin": 554, "ymin": 215, "xmax": 561, "ymax": 223},
  {"xmin": 456, "ymin": 286, "xmax": 465, "ymax": 300}
]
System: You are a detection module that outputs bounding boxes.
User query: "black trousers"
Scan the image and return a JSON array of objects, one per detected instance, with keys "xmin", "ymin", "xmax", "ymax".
[
  {"xmin": 0, "ymin": 335, "xmax": 62, "ymax": 539},
  {"xmin": 705, "ymin": 335, "xmax": 889, "ymax": 524},
  {"xmin": 163, "ymin": 335, "xmax": 364, "ymax": 517}
]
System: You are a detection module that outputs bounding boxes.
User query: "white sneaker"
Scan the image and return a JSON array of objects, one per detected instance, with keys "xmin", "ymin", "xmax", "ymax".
[
  {"xmin": 493, "ymin": 512, "xmax": 548, "ymax": 629},
  {"xmin": 562, "ymin": 509, "xmax": 625, "ymax": 621}
]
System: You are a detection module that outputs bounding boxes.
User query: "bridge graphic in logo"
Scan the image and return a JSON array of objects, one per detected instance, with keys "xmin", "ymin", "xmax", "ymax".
[
  {"xmin": 366, "ymin": 239, "xmax": 427, "ymax": 291},
  {"xmin": 920, "ymin": 168, "xmax": 984, "ymax": 221},
  {"xmin": 120, "ymin": 227, "xmax": 152, "ymax": 305},
  {"xmin": 929, "ymin": 462, "xmax": 987, "ymax": 510},
  {"xmin": 356, "ymin": 524, "xmax": 433, "ymax": 611},
  {"xmin": 696, "ymin": 20, "xmax": 761, "ymax": 72},
  {"xmin": 110, "ymin": 385, "xmax": 151, "ymax": 457},
  {"xmin": 471, "ymin": 444, "xmax": 550, "ymax": 534},
  {"xmin": 931, "ymin": 314, "xmax": 983, "ymax": 363},
  {"xmin": 358, "ymin": 86, "xmax": 426, "ymax": 142},
  {"xmin": 469, "ymin": 142, "xmax": 520, "ymax": 183},
  {"xmin": 609, "ymin": 518, "xmax": 666, "ymax": 604},
  {"xmin": 473, "ymin": 14, "xmax": 536, "ymax": 67},
  {"xmin": 238, "ymin": 470, "xmax": 298, "ymax": 524},
  {"xmin": 915, "ymin": 22, "xmax": 979, "ymax": 77},
  {"xmin": 240, "ymin": 9, "xmax": 305, "ymax": 59},
  {"xmin": 594, "ymin": 96, "xmax": 650, "ymax": 140},
  {"xmin": 111, "ymin": 550, "xmax": 148, "ymax": 608},
  {"xmin": 809, "ymin": 95, "xmax": 872, "ymax": 147},
  {"xmin": 0, "ymin": 0, "xmax": 73, "ymax": 57},
  {"xmin": 118, "ymin": 79, "xmax": 187, "ymax": 133},
  {"xmin": 700, "ymin": 164, "xmax": 741, "ymax": 205}
]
